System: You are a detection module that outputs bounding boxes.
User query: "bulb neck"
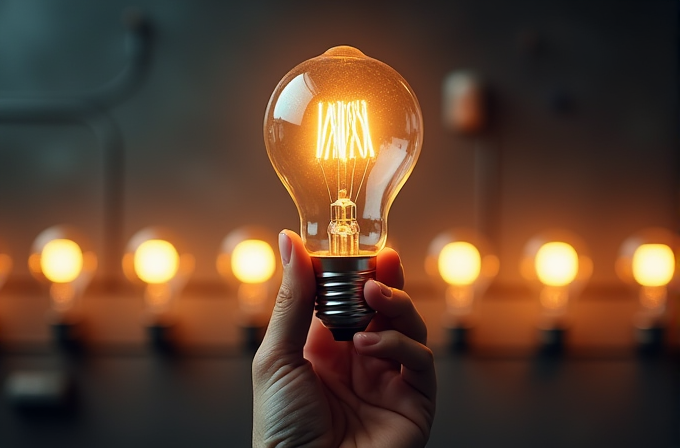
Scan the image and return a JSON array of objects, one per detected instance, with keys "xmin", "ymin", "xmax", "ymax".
[{"xmin": 312, "ymin": 255, "xmax": 376, "ymax": 341}]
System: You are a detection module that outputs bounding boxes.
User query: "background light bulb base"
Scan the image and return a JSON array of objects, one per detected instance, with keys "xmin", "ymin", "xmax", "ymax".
[
  {"xmin": 634, "ymin": 325, "xmax": 665, "ymax": 355},
  {"xmin": 49, "ymin": 319, "xmax": 85, "ymax": 353},
  {"xmin": 312, "ymin": 256, "xmax": 376, "ymax": 341},
  {"xmin": 146, "ymin": 320, "xmax": 177, "ymax": 353},
  {"xmin": 537, "ymin": 326, "xmax": 566, "ymax": 355}
]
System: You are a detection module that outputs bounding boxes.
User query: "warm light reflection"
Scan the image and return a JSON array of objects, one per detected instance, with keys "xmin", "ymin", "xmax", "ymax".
[
  {"xmin": 40, "ymin": 239, "xmax": 83, "ymax": 283},
  {"xmin": 632, "ymin": 244, "xmax": 675, "ymax": 287},
  {"xmin": 134, "ymin": 239, "xmax": 179, "ymax": 284},
  {"xmin": 232, "ymin": 239, "xmax": 276, "ymax": 284},
  {"xmin": 438, "ymin": 242, "xmax": 481, "ymax": 286},
  {"xmin": 535, "ymin": 242, "xmax": 578, "ymax": 287}
]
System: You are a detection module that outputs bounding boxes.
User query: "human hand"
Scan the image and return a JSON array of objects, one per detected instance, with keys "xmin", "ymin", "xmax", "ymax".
[{"xmin": 252, "ymin": 230, "xmax": 436, "ymax": 448}]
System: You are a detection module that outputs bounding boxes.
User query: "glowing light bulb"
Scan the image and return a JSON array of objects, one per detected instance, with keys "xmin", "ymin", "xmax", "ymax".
[
  {"xmin": 134, "ymin": 240, "xmax": 180, "ymax": 284},
  {"xmin": 617, "ymin": 229, "xmax": 678, "ymax": 327},
  {"xmin": 29, "ymin": 226, "xmax": 97, "ymax": 318},
  {"xmin": 426, "ymin": 229, "xmax": 498, "ymax": 332},
  {"xmin": 521, "ymin": 231, "xmax": 591, "ymax": 331},
  {"xmin": 231, "ymin": 240, "xmax": 276, "ymax": 284},
  {"xmin": 439, "ymin": 242, "xmax": 481, "ymax": 286},
  {"xmin": 264, "ymin": 46, "xmax": 423, "ymax": 340},
  {"xmin": 217, "ymin": 228, "xmax": 279, "ymax": 333},
  {"xmin": 535, "ymin": 242, "xmax": 579, "ymax": 287},
  {"xmin": 632, "ymin": 244, "xmax": 674, "ymax": 287},
  {"xmin": 40, "ymin": 239, "xmax": 83, "ymax": 283},
  {"xmin": 123, "ymin": 228, "xmax": 194, "ymax": 319}
]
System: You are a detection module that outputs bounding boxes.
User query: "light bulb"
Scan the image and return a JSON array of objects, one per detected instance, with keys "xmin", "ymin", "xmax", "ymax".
[
  {"xmin": 123, "ymin": 227, "xmax": 194, "ymax": 319},
  {"xmin": 41, "ymin": 239, "xmax": 84, "ymax": 284},
  {"xmin": 521, "ymin": 230, "xmax": 591, "ymax": 330},
  {"xmin": 534, "ymin": 242, "xmax": 579, "ymax": 287},
  {"xmin": 438, "ymin": 242, "xmax": 482, "ymax": 286},
  {"xmin": 631, "ymin": 244, "xmax": 675, "ymax": 287},
  {"xmin": 134, "ymin": 240, "xmax": 180, "ymax": 284},
  {"xmin": 29, "ymin": 226, "xmax": 97, "ymax": 318},
  {"xmin": 617, "ymin": 228, "xmax": 678, "ymax": 325},
  {"xmin": 231, "ymin": 240, "xmax": 276, "ymax": 284},
  {"xmin": 426, "ymin": 229, "xmax": 498, "ymax": 328},
  {"xmin": 264, "ymin": 46, "xmax": 423, "ymax": 340},
  {"xmin": 217, "ymin": 227, "xmax": 279, "ymax": 328}
]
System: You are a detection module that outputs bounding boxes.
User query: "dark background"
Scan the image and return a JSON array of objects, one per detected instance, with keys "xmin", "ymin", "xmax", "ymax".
[{"xmin": 0, "ymin": 1, "xmax": 678, "ymax": 447}]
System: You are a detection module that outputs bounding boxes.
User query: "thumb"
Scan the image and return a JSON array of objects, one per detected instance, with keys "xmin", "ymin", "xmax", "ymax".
[{"xmin": 259, "ymin": 229, "xmax": 317, "ymax": 355}]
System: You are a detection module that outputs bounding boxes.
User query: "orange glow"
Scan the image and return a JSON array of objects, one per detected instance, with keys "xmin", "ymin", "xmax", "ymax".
[
  {"xmin": 317, "ymin": 100, "xmax": 375, "ymax": 160},
  {"xmin": 535, "ymin": 242, "xmax": 578, "ymax": 287},
  {"xmin": 438, "ymin": 242, "xmax": 481, "ymax": 286},
  {"xmin": 632, "ymin": 243, "xmax": 675, "ymax": 287},
  {"xmin": 40, "ymin": 239, "xmax": 83, "ymax": 283},
  {"xmin": 134, "ymin": 240, "xmax": 179, "ymax": 284},
  {"xmin": 232, "ymin": 239, "xmax": 276, "ymax": 284}
]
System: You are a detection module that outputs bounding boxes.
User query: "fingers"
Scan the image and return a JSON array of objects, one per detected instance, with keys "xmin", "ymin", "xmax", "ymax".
[
  {"xmin": 364, "ymin": 280, "xmax": 428, "ymax": 345},
  {"xmin": 376, "ymin": 247, "xmax": 404, "ymax": 290},
  {"xmin": 354, "ymin": 330, "xmax": 436, "ymax": 400},
  {"xmin": 258, "ymin": 230, "xmax": 316, "ymax": 356}
]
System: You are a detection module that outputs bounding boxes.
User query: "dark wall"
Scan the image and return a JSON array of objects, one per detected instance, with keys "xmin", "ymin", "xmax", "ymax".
[{"xmin": 0, "ymin": 0, "xmax": 676, "ymax": 287}]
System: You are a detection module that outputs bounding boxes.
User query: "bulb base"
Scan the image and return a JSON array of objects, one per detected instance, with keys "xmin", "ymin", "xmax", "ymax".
[{"xmin": 312, "ymin": 255, "xmax": 377, "ymax": 341}]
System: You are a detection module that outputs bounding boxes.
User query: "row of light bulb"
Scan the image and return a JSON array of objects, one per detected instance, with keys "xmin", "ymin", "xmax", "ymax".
[
  {"xmin": 0, "ymin": 224, "xmax": 675, "ymax": 335},
  {"xmin": 428, "ymin": 227, "xmax": 676, "ymax": 332}
]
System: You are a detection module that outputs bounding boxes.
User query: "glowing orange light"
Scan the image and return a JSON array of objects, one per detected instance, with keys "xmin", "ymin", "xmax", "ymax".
[
  {"xmin": 317, "ymin": 100, "xmax": 375, "ymax": 161},
  {"xmin": 134, "ymin": 240, "xmax": 179, "ymax": 284},
  {"xmin": 535, "ymin": 242, "xmax": 578, "ymax": 287},
  {"xmin": 40, "ymin": 239, "xmax": 83, "ymax": 283},
  {"xmin": 231, "ymin": 239, "xmax": 276, "ymax": 284},
  {"xmin": 632, "ymin": 244, "xmax": 675, "ymax": 287},
  {"xmin": 438, "ymin": 242, "xmax": 481, "ymax": 286}
]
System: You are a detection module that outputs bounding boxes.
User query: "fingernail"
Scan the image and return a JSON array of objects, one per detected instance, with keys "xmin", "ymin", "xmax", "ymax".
[
  {"xmin": 355, "ymin": 332, "xmax": 380, "ymax": 346},
  {"xmin": 279, "ymin": 232, "xmax": 292, "ymax": 266},
  {"xmin": 374, "ymin": 280, "xmax": 392, "ymax": 298}
]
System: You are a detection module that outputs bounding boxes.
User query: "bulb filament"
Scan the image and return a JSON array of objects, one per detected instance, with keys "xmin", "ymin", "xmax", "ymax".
[{"xmin": 316, "ymin": 100, "xmax": 375, "ymax": 255}]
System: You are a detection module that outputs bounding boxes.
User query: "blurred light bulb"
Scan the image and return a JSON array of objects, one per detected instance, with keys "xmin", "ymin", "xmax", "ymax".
[
  {"xmin": 231, "ymin": 240, "xmax": 276, "ymax": 284},
  {"xmin": 535, "ymin": 242, "xmax": 578, "ymax": 287},
  {"xmin": 632, "ymin": 244, "xmax": 674, "ymax": 287},
  {"xmin": 617, "ymin": 229, "xmax": 678, "ymax": 328},
  {"xmin": 438, "ymin": 242, "xmax": 481, "ymax": 286},
  {"xmin": 264, "ymin": 46, "xmax": 423, "ymax": 340},
  {"xmin": 522, "ymin": 231, "xmax": 591, "ymax": 330},
  {"xmin": 217, "ymin": 228, "xmax": 279, "ymax": 330},
  {"xmin": 40, "ymin": 239, "xmax": 83, "ymax": 283},
  {"xmin": 29, "ymin": 226, "xmax": 97, "ymax": 319},
  {"xmin": 134, "ymin": 239, "xmax": 179, "ymax": 284},
  {"xmin": 426, "ymin": 229, "xmax": 498, "ymax": 331},
  {"xmin": 123, "ymin": 228, "xmax": 193, "ymax": 320}
]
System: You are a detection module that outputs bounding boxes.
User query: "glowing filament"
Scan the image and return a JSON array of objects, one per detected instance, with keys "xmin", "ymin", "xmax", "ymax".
[
  {"xmin": 134, "ymin": 240, "xmax": 179, "ymax": 284},
  {"xmin": 535, "ymin": 242, "xmax": 578, "ymax": 287},
  {"xmin": 438, "ymin": 242, "xmax": 481, "ymax": 286},
  {"xmin": 632, "ymin": 244, "xmax": 675, "ymax": 287},
  {"xmin": 41, "ymin": 239, "xmax": 83, "ymax": 283},
  {"xmin": 231, "ymin": 239, "xmax": 276, "ymax": 284},
  {"xmin": 317, "ymin": 100, "xmax": 375, "ymax": 161}
]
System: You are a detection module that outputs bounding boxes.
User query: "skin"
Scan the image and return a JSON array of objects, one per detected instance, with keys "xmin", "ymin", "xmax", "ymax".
[{"xmin": 252, "ymin": 230, "xmax": 436, "ymax": 448}]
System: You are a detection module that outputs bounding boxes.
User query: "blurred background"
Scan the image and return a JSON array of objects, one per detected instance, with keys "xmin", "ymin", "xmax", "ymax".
[{"xmin": 0, "ymin": 0, "xmax": 678, "ymax": 446}]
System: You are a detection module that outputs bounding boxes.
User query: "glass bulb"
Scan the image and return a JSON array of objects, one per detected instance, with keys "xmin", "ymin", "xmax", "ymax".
[
  {"xmin": 41, "ymin": 239, "xmax": 84, "ymax": 284},
  {"xmin": 631, "ymin": 243, "xmax": 675, "ymax": 287},
  {"xmin": 231, "ymin": 239, "xmax": 276, "ymax": 284},
  {"xmin": 134, "ymin": 239, "xmax": 179, "ymax": 284},
  {"xmin": 438, "ymin": 242, "xmax": 481, "ymax": 286},
  {"xmin": 534, "ymin": 242, "xmax": 579, "ymax": 287},
  {"xmin": 264, "ymin": 46, "xmax": 423, "ymax": 340}
]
